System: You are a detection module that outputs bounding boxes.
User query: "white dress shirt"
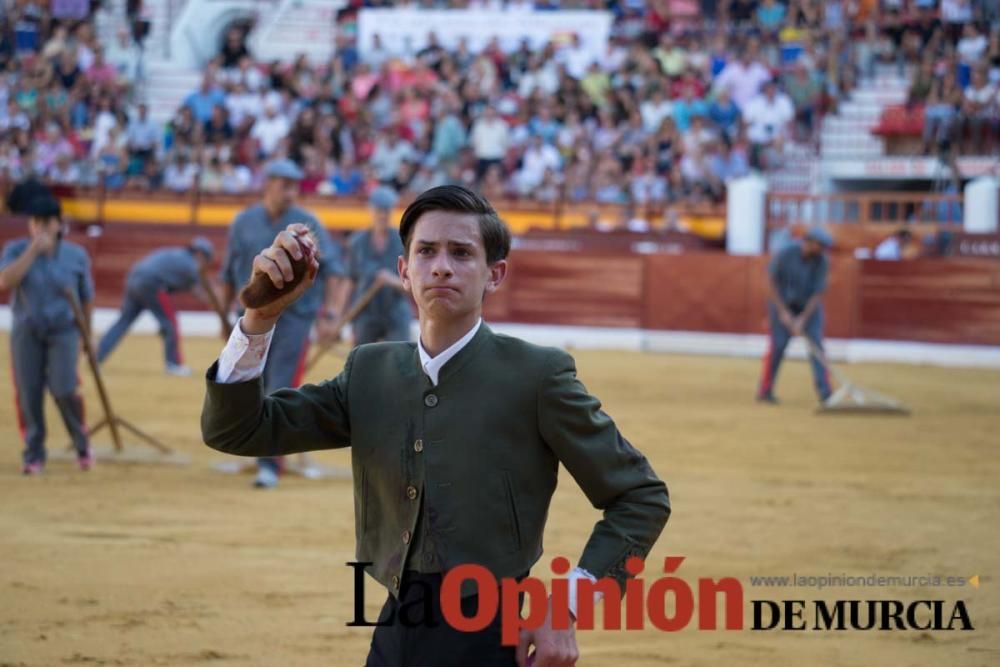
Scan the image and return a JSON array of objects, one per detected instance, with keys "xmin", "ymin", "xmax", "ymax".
[{"xmin": 214, "ymin": 316, "xmax": 599, "ymax": 616}]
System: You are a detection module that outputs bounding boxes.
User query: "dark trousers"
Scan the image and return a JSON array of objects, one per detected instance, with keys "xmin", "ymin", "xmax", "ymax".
[{"xmin": 365, "ymin": 572, "xmax": 516, "ymax": 667}]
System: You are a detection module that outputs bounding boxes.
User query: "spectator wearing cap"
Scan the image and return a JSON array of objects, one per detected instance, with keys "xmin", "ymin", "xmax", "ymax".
[
  {"xmin": 344, "ymin": 185, "xmax": 413, "ymax": 347},
  {"xmin": 218, "ymin": 158, "xmax": 348, "ymax": 489},
  {"xmin": 96, "ymin": 236, "xmax": 218, "ymax": 376},
  {"xmin": 757, "ymin": 226, "xmax": 834, "ymax": 405},
  {"xmin": 0, "ymin": 195, "xmax": 94, "ymax": 475}
]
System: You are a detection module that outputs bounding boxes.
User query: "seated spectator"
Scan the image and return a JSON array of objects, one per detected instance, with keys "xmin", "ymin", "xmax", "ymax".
[
  {"xmin": 369, "ymin": 125, "xmax": 415, "ymax": 183},
  {"xmin": 184, "ymin": 75, "xmax": 226, "ymax": 124},
  {"xmin": 250, "ymin": 100, "xmax": 290, "ymax": 157},
  {"xmin": 640, "ymin": 84, "xmax": 674, "ymax": 135},
  {"xmin": 672, "ymin": 82, "xmax": 710, "ymax": 133},
  {"xmin": 163, "ymin": 152, "xmax": 198, "ymax": 192},
  {"xmin": 53, "ymin": 49, "xmax": 82, "ymax": 90},
  {"xmin": 744, "ymin": 80, "xmax": 795, "ymax": 169},
  {"xmin": 874, "ymin": 228, "xmax": 915, "ymax": 260},
  {"xmin": 714, "ymin": 46, "xmax": 772, "ymax": 112},
  {"xmin": 86, "ymin": 47, "xmax": 120, "ymax": 89},
  {"xmin": 105, "ymin": 28, "xmax": 142, "ymax": 85},
  {"xmin": 96, "ymin": 125, "xmax": 128, "ymax": 190},
  {"xmin": 34, "ymin": 121, "xmax": 74, "ymax": 174},
  {"xmin": 220, "ymin": 26, "xmax": 250, "ymax": 70},
  {"xmin": 922, "ymin": 73, "xmax": 963, "ymax": 155},
  {"xmin": 329, "ymin": 155, "xmax": 364, "ymax": 196},
  {"xmin": 783, "ymin": 60, "xmax": 822, "ymax": 141},
  {"xmin": 219, "ymin": 156, "xmax": 252, "ymax": 194},
  {"xmin": 470, "ymin": 104, "xmax": 509, "ymax": 178},
  {"xmin": 682, "ymin": 115, "xmax": 717, "ymax": 154},
  {"xmin": 961, "ymin": 67, "xmax": 996, "ymax": 153},
  {"xmin": 707, "ymin": 87, "xmax": 742, "ymax": 141},
  {"xmin": 48, "ymin": 151, "xmax": 81, "ymax": 185},
  {"xmin": 756, "ymin": 0, "xmax": 787, "ymax": 36},
  {"xmin": 516, "ymin": 134, "xmax": 561, "ymax": 195}
]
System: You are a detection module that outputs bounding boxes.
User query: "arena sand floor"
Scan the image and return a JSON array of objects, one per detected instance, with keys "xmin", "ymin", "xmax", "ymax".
[{"xmin": 1, "ymin": 332, "xmax": 997, "ymax": 666}]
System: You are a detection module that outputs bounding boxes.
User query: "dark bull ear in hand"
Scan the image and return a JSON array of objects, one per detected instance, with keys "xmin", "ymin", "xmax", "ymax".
[{"xmin": 239, "ymin": 228, "xmax": 320, "ymax": 309}]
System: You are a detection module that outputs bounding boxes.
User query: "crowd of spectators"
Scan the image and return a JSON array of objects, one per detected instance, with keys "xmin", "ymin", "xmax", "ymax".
[
  {"xmin": 0, "ymin": 0, "xmax": 997, "ymax": 212},
  {"xmin": 899, "ymin": 13, "xmax": 998, "ymax": 155}
]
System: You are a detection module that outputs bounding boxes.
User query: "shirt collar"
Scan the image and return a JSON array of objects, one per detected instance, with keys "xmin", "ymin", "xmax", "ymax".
[{"xmin": 417, "ymin": 318, "xmax": 482, "ymax": 387}]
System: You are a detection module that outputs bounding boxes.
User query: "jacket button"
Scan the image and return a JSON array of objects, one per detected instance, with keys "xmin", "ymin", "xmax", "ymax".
[
  {"xmin": 402, "ymin": 530, "xmax": 411, "ymax": 544},
  {"xmin": 424, "ymin": 394, "xmax": 438, "ymax": 407},
  {"xmin": 391, "ymin": 575, "xmax": 399, "ymax": 589},
  {"xmin": 406, "ymin": 485, "xmax": 418, "ymax": 500},
  {"xmin": 413, "ymin": 439, "xmax": 424, "ymax": 453}
]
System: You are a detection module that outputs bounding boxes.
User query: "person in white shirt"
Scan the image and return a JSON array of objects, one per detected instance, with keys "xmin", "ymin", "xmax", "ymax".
[
  {"xmin": 369, "ymin": 127, "xmax": 416, "ymax": 183},
  {"xmin": 874, "ymin": 228, "xmax": 913, "ymax": 261},
  {"xmin": 962, "ymin": 67, "xmax": 997, "ymax": 152},
  {"xmin": 640, "ymin": 86, "xmax": 673, "ymax": 134},
  {"xmin": 713, "ymin": 48, "xmax": 772, "ymax": 112},
  {"xmin": 743, "ymin": 80, "xmax": 795, "ymax": 168},
  {"xmin": 470, "ymin": 105, "xmax": 510, "ymax": 178},
  {"xmin": 515, "ymin": 135, "xmax": 561, "ymax": 195},
  {"xmin": 558, "ymin": 33, "xmax": 594, "ymax": 80},
  {"xmin": 250, "ymin": 102, "xmax": 290, "ymax": 158}
]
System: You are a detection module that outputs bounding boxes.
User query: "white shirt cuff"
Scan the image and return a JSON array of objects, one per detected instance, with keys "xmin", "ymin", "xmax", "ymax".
[
  {"xmin": 568, "ymin": 567, "xmax": 601, "ymax": 621},
  {"xmin": 215, "ymin": 316, "xmax": 274, "ymax": 383}
]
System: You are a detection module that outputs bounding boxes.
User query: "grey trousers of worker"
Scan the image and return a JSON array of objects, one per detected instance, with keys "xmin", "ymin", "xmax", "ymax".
[
  {"xmin": 11, "ymin": 325, "xmax": 89, "ymax": 465},
  {"xmin": 257, "ymin": 312, "xmax": 314, "ymax": 475},
  {"xmin": 97, "ymin": 285, "xmax": 183, "ymax": 366}
]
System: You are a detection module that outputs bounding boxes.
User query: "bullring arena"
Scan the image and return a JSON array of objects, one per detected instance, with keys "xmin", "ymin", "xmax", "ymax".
[
  {"xmin": 3, "ymin": 0, "xmax": 1000, "ymax": 663},
  {"xmin": 2, "ymin": 193, "xmax": 999, "ymax": 666}
]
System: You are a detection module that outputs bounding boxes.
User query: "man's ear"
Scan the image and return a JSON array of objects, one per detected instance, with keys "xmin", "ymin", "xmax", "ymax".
[
  {"xmin": 397, "ymin": 254, "xmax": 411, "ymax": 293},
  {"xmin": 485, "ymin": 259, "xmax": 507, "ymax": 294}
]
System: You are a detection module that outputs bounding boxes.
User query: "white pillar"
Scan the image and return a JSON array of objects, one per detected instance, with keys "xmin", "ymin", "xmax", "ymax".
[
  {"xmin": 963, "ymin": 176, "xmax": 999, "ymax": 234},
  {"xmin": 726, "ymin": 175, "xmax": 769, "ymax": 255}
]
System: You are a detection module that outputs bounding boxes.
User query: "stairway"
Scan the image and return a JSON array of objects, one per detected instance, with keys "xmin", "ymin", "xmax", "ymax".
[
  {"xmin": 767, "ymin": 65, "xmax": 911, "ymax": 193},
  {"xmin": 249, "ymin": 0, "xmax": 346, "ymax": 64}
]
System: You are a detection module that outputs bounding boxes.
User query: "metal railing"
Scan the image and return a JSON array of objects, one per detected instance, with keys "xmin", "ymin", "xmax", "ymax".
[{"xmin": 766, "ymin": 191, "xmax": 964, "ymax": 228}]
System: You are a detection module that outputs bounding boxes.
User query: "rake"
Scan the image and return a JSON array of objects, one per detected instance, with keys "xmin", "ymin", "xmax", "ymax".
[{"xmin": 804, "ymin": 338, "xmax": 911, "ymax": 415}]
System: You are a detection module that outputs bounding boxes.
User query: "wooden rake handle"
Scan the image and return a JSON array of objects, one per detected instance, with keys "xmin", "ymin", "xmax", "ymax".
[
  {"xmin": 304, "ymin": 281, "xmax": 384, "ymax": 375},
  {"xmin": 62, "ymin": 287, "xmax": 124, "ymax": 452}
]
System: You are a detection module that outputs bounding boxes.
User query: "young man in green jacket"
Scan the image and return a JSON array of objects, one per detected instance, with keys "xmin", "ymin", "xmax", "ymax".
[{"xmin": 201, "ymin": 185, "xmax": 670, "ymax": 666}]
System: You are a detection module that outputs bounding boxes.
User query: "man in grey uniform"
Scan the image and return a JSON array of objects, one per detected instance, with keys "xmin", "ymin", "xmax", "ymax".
[
  {"xmin": 96, "ymin": 236, "xmax": 217, "ymax": 375},
  {"xmin": 757, "ymin": 226, "xmax": 833, "ymax": 404},
  {"xmin": 0, "ymin": 196, "xmax": 95, "ymax": 474},
  {"xmin": 346, "ymin": 186, "xmax": 412, "ymax": 345},
  {"xmin": 220, "ymin": 159, "xmax": 347, "ymax": 488}
]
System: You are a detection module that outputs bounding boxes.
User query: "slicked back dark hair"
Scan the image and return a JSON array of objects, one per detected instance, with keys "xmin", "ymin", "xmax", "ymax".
[{"xmin": 399, "ymin": 185, "xmax": 512, "ymax": 265}]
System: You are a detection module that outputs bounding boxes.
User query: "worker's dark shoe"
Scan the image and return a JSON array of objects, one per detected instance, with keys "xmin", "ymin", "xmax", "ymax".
[{"xmin": 756, "ymin": 392, "xmax": 779, "ymax": 404}]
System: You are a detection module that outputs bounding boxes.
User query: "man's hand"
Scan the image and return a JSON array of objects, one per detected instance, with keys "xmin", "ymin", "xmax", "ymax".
[
  {"xmin": 31, "ymin": 230, "xmax": 56, "ymax": 255},
  {"xmin": 778, "ymin": 309, "xmax": 795, "ymax": 332},
  {"xmin": 315, "ymin": 314, "xmax": 341, "ymax": 345},
  {"xmin": 791, "ymin": 316, "xmax": 805, "ymax": 337},
  {"xmin": 242, "ymin": 224, "xmax": 318, "ymax": 332},
  {"xmin": 516, "ymin": 601, "xmax": 579, "ymax": 667}
]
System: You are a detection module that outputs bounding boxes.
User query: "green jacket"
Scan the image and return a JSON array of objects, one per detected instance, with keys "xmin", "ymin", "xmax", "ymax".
[{"xmin": 201, "ymin": 324, "xmax": 670, "ymax": 597}]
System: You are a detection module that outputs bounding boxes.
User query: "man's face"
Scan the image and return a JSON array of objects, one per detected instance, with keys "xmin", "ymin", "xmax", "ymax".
[
  {"xmin": 29, "ymin": 216, "xmax": 61, "ymax": 240},
  {"xmin": 264, "ymin": 177, "xmax": 297, "ymax": 213},
  {"xmin": 802, "ymin": 239, "xmax": 823, "ymax": 257},
  {"xmin": 399, "ymin": 212, "xmax": 506, "ymax": 322}
]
